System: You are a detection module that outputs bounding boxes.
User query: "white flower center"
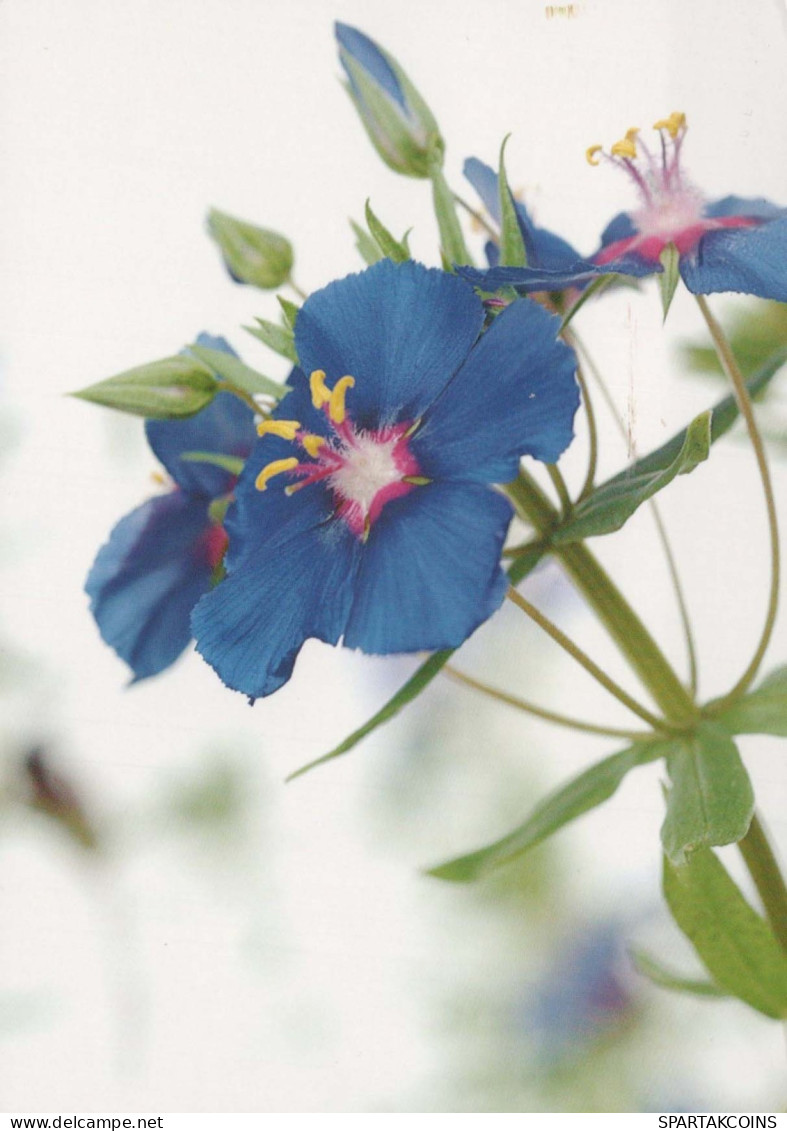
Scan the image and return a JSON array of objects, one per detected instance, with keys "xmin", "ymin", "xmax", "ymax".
[
  {"xmin": 328, "ymin": 432, "xmax": 402, "ymax": 515},
  {"xmin": 632, "ymin": 185, "xmax": 705, "ymax": 240}
]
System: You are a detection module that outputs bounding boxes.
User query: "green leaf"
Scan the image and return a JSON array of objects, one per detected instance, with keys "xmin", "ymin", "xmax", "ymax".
[
  {"xmin": 630, "ymin": 948, "xmax": 729, "ymax": 998},
  {"xmin": 554, "ymin": 411, "xmax": 711, "ymax": 543},
  {"xmin": 71, "ymin": 357, "xmax": 217, "ymax": 419},
  {"xmin": 287, "ymin": 544, "xmax": 546, "ymax": 782},
  {"xmin": 207, "ymin": 209, "xmax": 294, "ymax": 290},
  {"xmin": 364, "ymin": 200, "xmax": 411, "ymax": 263},
  {"xmin": 180, "ymin": 451, "xmax": 245, "ymax": 476},
  {"xmin": 658, "ymin": 242, "xmax": 680, "ymax": 322},
  {"xmin": 276, "ymin": 296, "xmax": 300, "ymax": 331},
  {"xmin": 663, "ymin": 848, "xmax": 787, "ymax": 1019},
  {"xmin": 428, "ymin": 739, "xmax": 666, "ymax": 883},
  {"xmin": 660, "ymin": 723, "xmax": 754, "ymax": 865},
  {"xmin": 243, "ymin": 318, "xmax": 298, "ymax": 363},
  {"xmin": 188, "ymin": 343, "xmax": 288, "ymax": 401},
  {"xmin": 350, "ymin": 219, "xmax": 384, "ymax": 266},
  {"xmin": 711, "ymin": 666, "xmax": 787, "ymax": 738},
  {"xmin": 498, "ymin": 135, "xmax": 527, "ymax": 268},
  {"xmin": 428, "ymin": 155, "xmax": 472, "ymax": 267}
]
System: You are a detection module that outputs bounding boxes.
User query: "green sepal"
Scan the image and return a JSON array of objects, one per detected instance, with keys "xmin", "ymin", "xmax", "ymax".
[
  {"xmin": 427, "ymin": 739, "xmax": 666, "ymax": 883},
  {"xmin": 658, "ymin": 242, "xmax": 681, "ymax": 322},
  {"xmin": 208, "ymin": 494, "xmax": 232, "ymax": 525},
  {"xmin": 180, "ymin": 451, "xmax": 245, "ymax": 477},
  {"xmin": 364, "ymin": 200, "xmax": 411, "ymax": 263},
  {"xmin": 243, "ymin": 318, "xmax": 298, "ymax": 364},
  {"xmin": 630, "ymin": 949, "xmax": 729, "ymax": 998},
  {"xmin": 207, "ymin": 209, "xmax": 293, "ymax": 290},
  {"xmin": 663, "ymin": 848, "xmax": 787, "ymax": 1019},
  {"xmin": 188, "ymin": 343, "xmax": 289, "ymax": 402},
  {"xmin": 276, "ymin": 296, "xmax": 300, "ymax": 331},
  {"xmin": 71, "ymin": 357, "xmax": 217, "ymax": 419},
  {"xmin": 350, "ymin": 219, "xmax": 385, "ymax": 266},
  {"xmin": 428, "ymin": 150, "xmax": 472, "ymax": 268},
  {"xmin": 498, "ymin": 135, "xmax": 527, "ymax": 268},
  {"xmin": 554, "ymin": 411, "xmax": 711, "ymax": 543},
  {"xmin": 660, "ymin": 723, "xmax": 755, "ymax": 865},
  {"xmin": 709, "ymin": 666, "xmax": 787, "ymax": 738}
]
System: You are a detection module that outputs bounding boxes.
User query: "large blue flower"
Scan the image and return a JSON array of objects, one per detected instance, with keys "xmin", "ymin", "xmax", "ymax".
[
  {"xmin": 459, "ymin": 115, "xmax": 787, "ymax": 302},
  {"xmin": 85, "ymin": 336, "xmax": 256, "ymax": 682},
  {"xmin": 192, "ymin": 260, "xmax": 579, "ymax": 701}
]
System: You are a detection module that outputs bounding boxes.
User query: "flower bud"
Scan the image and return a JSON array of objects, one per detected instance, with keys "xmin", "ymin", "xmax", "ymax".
[
  {"xmin": 207, "ymin": 208, "xmax": 294, "ymax": 290},
  {"xmin": 335, "ymin": 22, "xmax": 443, "ymax": 178}
]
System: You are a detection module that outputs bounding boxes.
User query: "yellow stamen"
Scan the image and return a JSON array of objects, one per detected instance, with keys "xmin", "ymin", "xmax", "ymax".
[
  {"xmin": 301, "ymin": 433, "xmax": 325, "ymax": 458},
  {"xmin": 586, "ymin": 144, "xmax": 602, "ymax": 166},
  {"xmin": 309, "ymin": 369, "xmax": 331, "ymax": 409},
  {"xmin": 256, "ymin": 419, "xmax": 301, "ymax": 440},
  {"xmin": 255, "ymin": 457, "xmax": 298, "ymax": 492},
  {"xmin": 328, "ymin": 375, "xmax": 355, "ymax": 424},
  {"xmin": 151, "ymin": 470, "xmax": 167, "ymax": 486},
  {"xmin": 402, "ymin": 475, "xmax": 431, "ymax": 486},
  {"xmin": 653, "ymin": 112, "xmax": 686, "ymax": 139},
  {"xmin": 611, "ymin": 128, "xmax": 639, "ymax": 159}
]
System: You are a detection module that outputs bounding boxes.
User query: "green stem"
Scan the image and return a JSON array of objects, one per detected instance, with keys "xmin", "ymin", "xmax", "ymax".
[
  {"xmin": 738, "ymin": 813, "xmax": 787, "ymax": 954},
  {"xmin": 508, "ymin": 472, "xmax": 696, "ymax": 723},
  {"xmin": 546, "ymin": 463, "xmax": 572, "ymax": 516},
  {"xmin": 574, "ymin": 362, "xmax": 599, "ymax": 503},
  {"xmin": 452, "ymin": 193, "xmax": 498, "ymax": 240},
  {"xmin": 506, "ymin": 586, "xmax": 674, "ymax": 733},
  {"xmin": 429, "ymin": 161, "xmax": 472, "ymax": 267},
  {"xmin": 445, "ymin": 664, "xmax": 650, "ymax": 741},
  {"xmin": 695, "ymin": 295, "xmax": 781, "ymax": 709},
  {"xmin": 287, "ymin": 277, "xmax": 308, "ymax": 301}
]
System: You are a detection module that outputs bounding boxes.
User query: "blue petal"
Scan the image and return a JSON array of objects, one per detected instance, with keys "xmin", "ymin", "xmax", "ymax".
[
  {"xmin": 457, "ymin": 262, "xmax": 602, "ymax": 294},
  {"xmin": 679, "ymin": 215, "xmax": 787, "ymax": 301},
  {"xmin": 335, "ymin": 23, "xmax": 407, "ymax": 112},
  {"xmin": 484, "ymin": 239, "xmax": 500, "ymax": 268},
  {"xmin": 146, "ymin": 335, "xmax": 256, "ymax": 497},
  {"xmin": 413, "ymin": 298, "xmax": 579, "ymax": 480},
  {"xmin": 599, "ymin": 211, "xmax": 637, "ymax": 246},
  {"xmin": 192, "ymin": 488, "xmax": 361, "ymax": 700},
  {"xmin": 704, "ymin": 196, "xmax": 786, "ymax": 222},
  {"xmin": 294, "ymin": 259, "xmax": 485, "ymax": 428},
  {"xmin": 464, "ymin": 157, "xmax": 502, "ymax": 224},
  {"xmin": 344, "ymin": 481, "xmax": 510, "ymax": 653},
  {"xmin": 86, "ymin": 491, "xmax": 215, "ymax": 681}
]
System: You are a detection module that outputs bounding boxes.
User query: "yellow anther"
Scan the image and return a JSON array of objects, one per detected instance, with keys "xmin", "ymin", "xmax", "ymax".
[
  {"xmin": 150, "ymin": 470, "xmax": 167, "ymax": 486},
  {"xmin": 611, "ymin": 128, "xmax": 639, "ymax": 159},
  {"xmin": 301, "ymin": 433, "xmax": 325, "ymax": 458},
  {"xmin": 586, "ymin": 144, "xmax": 602, "ymax": 166},
  {"xmin": 255, "ymin": 457, "xmax": 298, "ymax": 492},
  {"xmin": 653, "ymin": 112, "xmax": 686, "ymax": 139},
  {"xmin": 256, "ymin": 419, "xmax": 301, "ymax": 440},
  {"xmin": 309, "ymin": 369, "xmax": 331, "ymax": 409},
  {"xmin": 328, "ymin": 375, "xmax": 355, "ymax": 424}
]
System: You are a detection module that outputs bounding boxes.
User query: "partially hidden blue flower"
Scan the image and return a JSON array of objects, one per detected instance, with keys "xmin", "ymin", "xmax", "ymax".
[
  {"xmin": 192, "ymin": 259, "xmax": 579, "ymax": 701},
  {"xmin": 335, "ymin": 22, "xmax": 443, "ymax": 178},
  {"xmin": 85, "ymin": 335, "xmax": 256, "ymax": 682},
  {"xmin": 459, "ymin": 114, "xmax": 787, "ymax": 302}
]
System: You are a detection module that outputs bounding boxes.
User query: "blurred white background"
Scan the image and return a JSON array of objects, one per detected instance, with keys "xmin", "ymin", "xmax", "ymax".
[{"xmin": 1, "ymin": 0, "xmax": 787, "ymax": 1112}]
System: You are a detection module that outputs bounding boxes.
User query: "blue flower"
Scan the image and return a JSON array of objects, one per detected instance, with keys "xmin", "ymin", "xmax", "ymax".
[
  {"xmin": 459, "ymin": 115, "xmax": 787, "ymax": 302},
  {"xmin": 335, "ymin": 22, "xmax": 442, "ymax": 178},
  {"xmin": 192, "ymin": 260, "xmax": 579, "ymax": 700},
  {"xmin": 85, "ymin": 336, "xmax": 256, "ymax": 682}
]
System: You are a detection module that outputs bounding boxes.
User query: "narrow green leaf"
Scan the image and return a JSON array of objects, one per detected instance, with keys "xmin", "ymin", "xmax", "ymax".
[
  {"xmin": 498, "ymin": 135, "xmax": 527, "ymax": 268},
  {"xmin": 630, "ymin": 949, "xmax": 729, "ymax": 998},
  {"xmin": 71, "ymin": 357, "xmax": 217, "ymax": 419},
  {"xmin": 243, "ymin": 318, "xmax": 298, "ymax": 363},
  {"xmin": 276, "ymin": 296, "xmax": 300, "ymax": 331},
  {"xmin": 287, "ymin": 544, "xmax": 546, "ymax": 782},
  {"xmin": 711, "ymin": 666, "xmax": 787, "ymax": 738},
  {"xmin": 428, "ymin": 739, "xmax": 667, "ymax": 883},
  {"xmin": 663, "ymin": 848, "xmax": 787, "ymax": 1019},
  {"xmin": 429, "ymin": 155, "xmax": 472, "ymax": 267},
  {"xmin": 660, "ymin": 723, "xmax": 755, "ymax": 865},
  {"xmin": 658, "ymin": 242, "xmax": 680, "ymax": 322},
  {"xmin": 554, "ymin": 411, "xmax": 711, "ymax": 543},
  {"xmin": 188, "ymin": 343, "xmax": 288, "ymax": 401},
  {"xmin": 207, "ymin": 208, "xmax": 293, "ymax": 290},
  {"xmin": 180, "ymin": 451, "xmax": 245, "ymax": 476},
  {"xmin": 364, "ymin": 200, "xmax": 410, "ymax": 263},
  {"xmin": 558, "ymin": 273, "xmax": 617, "ymax": 332},
  {"xmin": 350, "ymin": 219, "xmax": 384, "ymax": 266}
]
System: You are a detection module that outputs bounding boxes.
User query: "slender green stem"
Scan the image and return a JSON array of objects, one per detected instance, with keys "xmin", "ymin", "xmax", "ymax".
[
  {"xmin": 695, "ymin": 295, "xmax": 781, "ymax": 708},
  {"xmin": 287, "ymin": 278, "xmax": 308, "ymax": 301},
  {"xmin": 568, "ymin": 330, "xmax": 700, "ymax": 698},
  {"xmin": 445, "ymin": 664, "xmax": 650, "ymax": 741},
  {"xmin": 222, "ymin": 383, "xmax": 260, "ymax": 415},
  {"xmin": 452, "ymin": 193, "xmax": 498, "ymax": 240},
  {"xmin": 546, "ymin": 463, "xmax": 572, "ymax": 516},
  {"xmin": 508, "ymin": 472, "xmax": 696, "ymax": 723},
  {"xmin": 574, "ymin": 362, "xmax": 598, "ymax": 502},
  {"xmin": 738, "ymin": 813, "xmax": 787, "ymax": 954},
  {"xmin": 506, "ymin": 586, "xmax": 675, "ymax": 732}
]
